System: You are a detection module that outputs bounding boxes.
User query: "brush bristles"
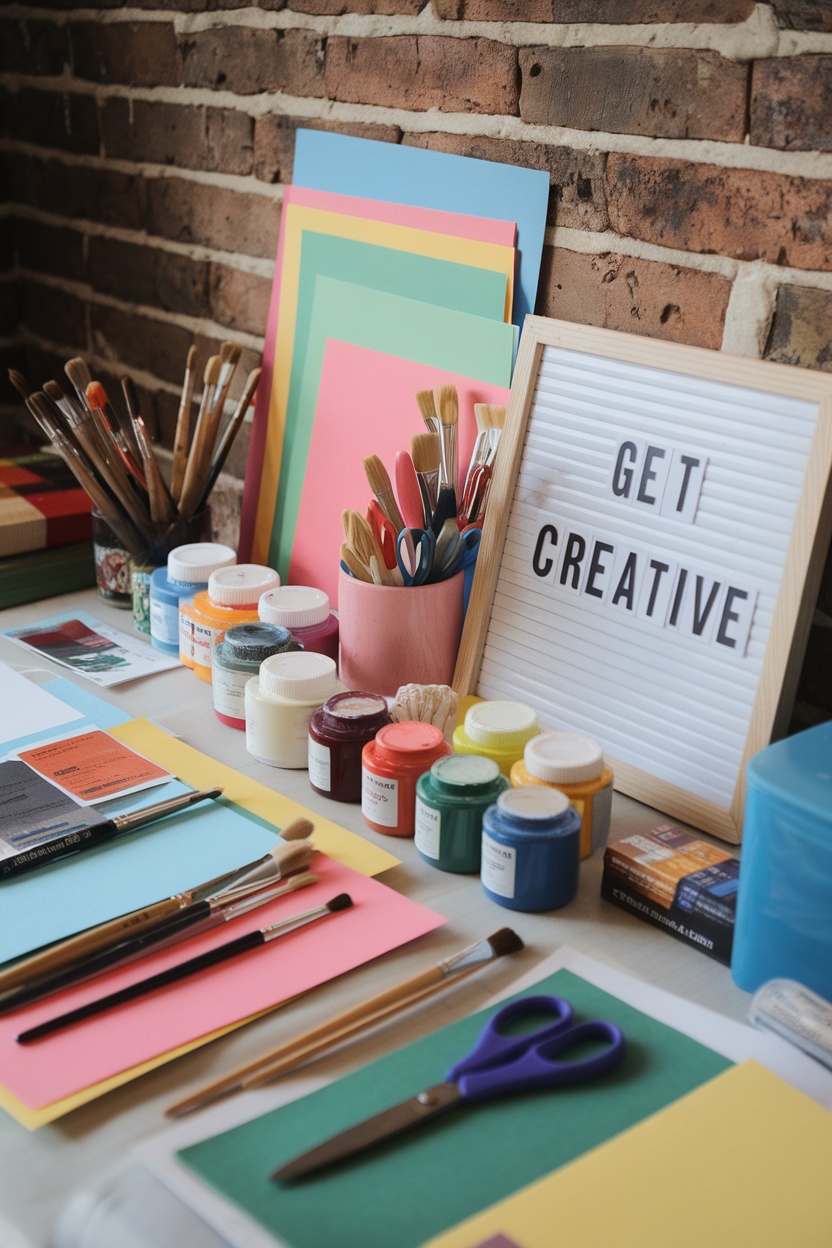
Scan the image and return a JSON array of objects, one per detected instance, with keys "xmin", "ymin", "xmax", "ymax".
[
  {"xmin": 414, "ymin": 389, "xmax": 437, "ymax": 425},
  {"xmin": 280, "ymin": 817, "xmax": 314, "ymax": 842},
  {"xmin": 8, "ymin": 370, "xmax": 32, "ymax": 399},
  {"xmin": 363, "ymin": 453, "xmax": 393, "ymax": 498},
  {"xmin": 326, "ymin": 893, "xmax": 352, "ymax": 912},
  {"xmin": 86, "ymin": 381, "xmax": 109, "ymax": 410},
  {"xmin": 269, "ymin": 841, "xmax": 315, "ymax": 872},
  {"xmin": 487, "ymin": 928, "xmax": 524, "ymax": 958},
  {"xmin": 284, "ymin": 871, "xmax": 319, "ymax": 891},
  {"xmin": 65, "ymin": 357, "xmax": 92, "ymax": 391},
  {"xmin": 411, "ymin": 432, "xmax": 441, "ymax": 473},
  {"xmin": 474, "ymin": 403, "xmax": 506, "ymax": 431},
  {"xmin": 203, "ymin": 355, "xmax": 221, "ymax": 386},
  {"xmin": 434, "ymin": 384, "xmax": 458, "ymax": 426}
]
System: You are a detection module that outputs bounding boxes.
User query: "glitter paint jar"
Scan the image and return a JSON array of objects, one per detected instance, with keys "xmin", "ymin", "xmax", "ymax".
[
  {"xmin": 245, "ymin": 650, "xmax": 341, "ymax": 769},
  {"xmin": 308, "ymin": 691, "xmax": 391, "ymax": 803},
  {"xmin": 150, "ymin": 542, "xmax": 236, "ymax": 658},
  {"xmin": 510, "ymin": 732, "xmax": 614, "ymax": 859},
  {"xmin": 414, "ymin": 754, "xmax": 509, "ymax": 874},
  {"xmin": 259, "ymin": 586, "xmax": 339, "ymax": 665},
  {"xmin": 182, "ymin": 564, "xmax": 280, "ymax": 684},
  {"xmin": 481, "ymin": 786, "xmax": 582, "ymax": 912},
  {"xmin": 213, "ymin": 622, "xmax": 298, "ymax": 730},
  {"xmin": 361, "ymin": 721, "xmax": 452, "ymax": 838},
  {"xmin": 452, "ymin": 700, "xmax": 540, "ymax": 776}
]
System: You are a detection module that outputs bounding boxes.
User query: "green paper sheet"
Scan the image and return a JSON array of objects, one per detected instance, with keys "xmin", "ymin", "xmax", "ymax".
[
  {"xmin": 178, "ymin": 968, "xmax": 732, "ymax": 1248},
  {"xmin": 269, "ymin": 269, "xmax": 515, "ymax": 576}
]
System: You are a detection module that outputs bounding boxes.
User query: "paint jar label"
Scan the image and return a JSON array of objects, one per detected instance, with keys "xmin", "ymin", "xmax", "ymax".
[
  {"xmin": 481, "ymin": 833, "xmax": 517, "ymax": 899},
  {"xmin": 213, "ymin": 666, "xmax": 247, "ymax": 719},
  {"xmin": 362, "ymin": 769, "xmax": 399, "ymax": 828},
  {"xmin": 414, "ymin": 799, "xmax": 441, "ymax": 859},
  {"xmin": 150, "ymin": 596, "xmax": 180, "ymax": 647},
  {"xmin": 308, "ymin": 737, "xmax": 331, "ymax": 791},
  {"xmin": 192, "ymin": 619, "xmax": 220, "ymax": 667},
  {"xmin": 179, "ymin": 610, "xmax": 195, "ymax": 661}
]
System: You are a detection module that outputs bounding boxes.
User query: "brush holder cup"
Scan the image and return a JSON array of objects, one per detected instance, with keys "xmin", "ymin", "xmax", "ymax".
[
  {"xmin": 91, "ymin": 507, "xmax": 132, "ymax": 607},
  {"xmin": 130, "ymin": 508, "xmax": 210, "ymax": 636},
  {"xmin": 337, "ymin": 568, "xmax": 464, "ymax": 698}
]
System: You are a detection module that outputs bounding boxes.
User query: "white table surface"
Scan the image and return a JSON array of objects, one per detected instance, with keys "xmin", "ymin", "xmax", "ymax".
[{"xmin": 0, "ymin": 589, "xmax": 751, "ymax": 1248}]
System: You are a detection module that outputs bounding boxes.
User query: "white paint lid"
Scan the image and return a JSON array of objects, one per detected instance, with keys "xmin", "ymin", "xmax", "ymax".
[
  {"xmin": 208, "ymin": 564, "xmax": 280, "ymax": 606},
  {"xmin": 259, "ymin": 586, "xmax": 330, "ymax": 629},
  {"xmin": 497, "ymin": 786, "xmax": 571, "ymax": 820},
  {"xmin": 524, "ymin": 731, "xmax": 605, "ymax": 784},
  {"xmin": 464, "ymin": 700, "xmax": 538, "ymax": 749},
  {"xmin": 167, "ymin": 543, "xmax": 236, "ymax": 584},
  {"xmin": 259, "ymin": 650, "xmax": 338, "ymax": 700}
]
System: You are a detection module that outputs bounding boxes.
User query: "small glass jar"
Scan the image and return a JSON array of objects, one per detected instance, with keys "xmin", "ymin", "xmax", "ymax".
[
  {"xmin": 213, "ymin": 622, "xmax": 297, "ymax": 730},
  {"xmin": 308, "ymin": 691, "xmax": 391, "ymax": 803},
  {"xmin": 181, "ymin": 564, "xmax": 280, "ymax": 684},
  {"xmin": 149, "ymin": 542, "xmax": 236, "ymax": 658},
  {"xmin": 452, "ymin": 700, "xmax": 540, "ymax": 776},
  {"xmin": 91, "ymin": 508, "xmax": 132, "ymax": 607},
  {"xmin": 481, "ymin": 786, "xmax": 582, "ymax": 912},
  {"xmin": 414, "ymin": 754, "xmax": 509, "ymax": 874},
  {"xmin": 245, "ymin": 650, "xmax": 341, "ymax": 769},
  {"xmin": 259, "ymin": 586, "xmax": 339, "ymax": 665},
  {"xmin": 510, "ymin": 731, "xmax": 614, "ymax": 859},
  {"xmin": 131, "ymin": 509, "xmax": 210, "ymax": 636},
  {"xmin": 361, "ymin": 721, "xmax": 452, "ymax": 838}
]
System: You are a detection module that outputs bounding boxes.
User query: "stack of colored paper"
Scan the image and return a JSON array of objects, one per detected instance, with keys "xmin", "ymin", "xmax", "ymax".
[{"xmin": 238, "ymin": 130, "xmax": 550, "ymax": 598}]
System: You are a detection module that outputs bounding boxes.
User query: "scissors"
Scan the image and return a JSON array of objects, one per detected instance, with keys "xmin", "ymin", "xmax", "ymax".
[
  {"xmin": 396, "ymin": 527, "xmax": 436, "ymax": 587},
  {"xmin": 271, "ymin": 994, "xmax": 625, "ymax": 1182}
]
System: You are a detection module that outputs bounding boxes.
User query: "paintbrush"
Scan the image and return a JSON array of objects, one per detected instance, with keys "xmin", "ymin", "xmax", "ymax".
[
  {"xmin": 121, "ymin": 375, "xmax": 174, "ymax": 524},
  {"xmin": 164, "ymin": 927, "xmax": 524, "ymax": 1117},
  {"xmin": 343, "ymin": 509, "xmax": 393, "ymax": 586},
  {"xmin": 178, "ymin": 354, "xmax": 222, "ymax": 517},
  {"xmin": 0, "ymin": 818, "xmax": 315, "ymax": 996},
  {"xmin": 8, "ymin": 369, "xmax": 33, "ymax": 400},
  {"xmin": 340, "ymin": 542, "xmax": 372, "ymax": 582},
  {"xmin": 414, "ymin": 388, "xmax": 439, "ymax": 436},
  {"xmin": 433, "ymin": 383, "xmax": 459, "ymax": 493},
  {"xmin": 171, "ymin": 344, "xmax": 197, "ymax": 504},
  {"xmin": 196, "ymin": 367, "xmax": 261, "ymax": 514},
  {"xmin": 410, "ymin": 432, "xmax": 441, "ymax": 523},
  {"xmin": 16, "ymin": 894, "xmax": 354, "ymax": 1044},
  {"xmin": 64, "ymin": 356, "xmax": 94, "ymax": 413},
  {"xmin": 363, "ymin": 454, "xmax": 405, "ymax": 533},
  {"xmin": 0, "ymin": 872, "xmax": 321, "ymax": 1015}
]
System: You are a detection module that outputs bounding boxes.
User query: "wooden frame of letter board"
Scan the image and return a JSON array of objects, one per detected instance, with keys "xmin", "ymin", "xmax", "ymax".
[{"xmin": 453, "ymin": 317, "xmax": 832, "ymax": 842}]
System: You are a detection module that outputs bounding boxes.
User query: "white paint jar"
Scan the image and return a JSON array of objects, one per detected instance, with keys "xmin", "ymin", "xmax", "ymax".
[{"xmin": 245, "ymin": 650, "xmax": 341, "ymax": 769}]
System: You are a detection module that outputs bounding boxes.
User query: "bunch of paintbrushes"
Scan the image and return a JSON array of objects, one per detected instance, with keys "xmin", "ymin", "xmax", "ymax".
[
  {"xmin": 8, "ymin": 343, "xmax": 260, "ymax": 559},
  {"xmin": 340, "ymin": 384, "xmax": 505, "ymax": 588}
]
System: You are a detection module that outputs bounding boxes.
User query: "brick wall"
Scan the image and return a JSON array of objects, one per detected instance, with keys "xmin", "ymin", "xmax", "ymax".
[{"xmin": 1, "ymin": 0, "xmax": 831, "ymax": 717}]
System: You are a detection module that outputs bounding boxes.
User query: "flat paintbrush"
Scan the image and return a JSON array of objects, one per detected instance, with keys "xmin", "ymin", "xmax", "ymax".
[
  {"xmin": 196, "ymin": 367, "xmax": 261, "ymax": 514},
  {"xmin": 363, "ymin": 454, "xmax": 405, "ymax": 533},
  {"xmin": 171, "ymin": 344, "xmax": 197, "ymax": 504},
  {"xmin": 414, "ymin": 388, "xmax": 439, "ymax": 436},
  {"xmin": 17, "ymin": 894, "xmax": 354, "ymax": 1044},
  {"xmin": 164, "ymin": 927, "xmax": 524, "ymax": 1117},
  {"xmin": 410, "ymin": 432, "xmax": 441, "ymax": 524}
]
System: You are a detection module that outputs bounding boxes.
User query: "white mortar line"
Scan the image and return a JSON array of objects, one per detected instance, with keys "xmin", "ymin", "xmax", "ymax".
[{"xmin": 720, "ymin": 263, "xmax": 780, "ymax": 356}]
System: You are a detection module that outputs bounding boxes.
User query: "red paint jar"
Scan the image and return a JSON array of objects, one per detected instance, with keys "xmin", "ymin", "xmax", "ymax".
[
  {"xmin": 361, "ymin": 721, "xmax": 453, "ymax": 838},
  {"xmin": 308, "ymin": 691, "xmax": 391, "ymax": 804}
]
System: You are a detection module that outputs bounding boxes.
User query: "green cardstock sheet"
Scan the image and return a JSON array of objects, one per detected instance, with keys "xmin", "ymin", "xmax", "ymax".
[
  {"xmin": 177, "ymin": 968, "xmax": 732, "ymax": 1248},
  {"xmin": 269, "ymin": 269, "xmax": 515, "ymax": 576}
]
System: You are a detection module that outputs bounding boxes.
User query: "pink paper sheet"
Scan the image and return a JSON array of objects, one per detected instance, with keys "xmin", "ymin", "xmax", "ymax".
[
  {"xmin": 1, "ymin": 854, "xmax": 444, "ymax": 1109},
  {"xmin": 238, "ymin": 187, "xmax": 516, "ymax": 558},
  {"xmin": 287, "ymin": 340, "xmax": 511, "ymax": 605}
]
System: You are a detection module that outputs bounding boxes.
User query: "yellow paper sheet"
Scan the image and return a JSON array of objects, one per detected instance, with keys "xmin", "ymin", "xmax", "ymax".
[
  {"xmin": 425, "ymin": 1061, "xmax": 832, "ymax": 1248},
  {"xmin": 252, "ymin": 204, "xmax": 515, "ymax": 561}
]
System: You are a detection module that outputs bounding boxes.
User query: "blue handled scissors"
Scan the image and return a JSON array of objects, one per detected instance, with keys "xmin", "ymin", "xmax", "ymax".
[
  {"xmin": 396, "ymin": 527, "xmax": 436, "ymax": 587},
  {"xmin": 271, "ymin": 994, "xmax": 625, "ymax": 1181}
]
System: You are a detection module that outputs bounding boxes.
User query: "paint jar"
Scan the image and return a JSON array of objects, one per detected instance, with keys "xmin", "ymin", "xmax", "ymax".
[
  {"xmin": 245, "ymin": 650, "xmax": 340, "ymax": 769},
  {"xmin": 414, "ymin": 754, "xmax": 509, "ymax": 874},
  {"xmin": 149, "ymin": 542, "xmax": 236, "ymax": 658},
  {"xmin": 213, "ymin": 623, "xmax": 298, "ymax": 730},
  {"xmin": 452, "ymin": 700, "xmax": 540, "ymax": 776},
  {"xmin": 510, "ymin": 732, "xmax": 614, "ymax": 860},
  {"xmin": 361, "ymin": 721, "xmax": 453, "ymax": 838},
  {"xmin": 481, "ymin": 786, "xmax": 582, "ymax": 912},
  {"xmin": 308, "ymin": 691, "xmax": 391, "ymax": 803},
  {"xmin": 259, "ymin": 586, "xmax": 339, "ymax": 665},
  {"xmin": 182, "ymin": 564, "xmax": 280, "ymax": 684}
]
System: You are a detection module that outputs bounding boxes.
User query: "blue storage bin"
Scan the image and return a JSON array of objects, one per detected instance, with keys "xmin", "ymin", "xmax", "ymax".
[{"xmin": 732, "ymin": 721, "xmax": 832, "ymax": 997}]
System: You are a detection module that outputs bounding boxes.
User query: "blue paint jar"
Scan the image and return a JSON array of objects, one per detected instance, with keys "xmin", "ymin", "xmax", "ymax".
[
  {"xmin": 414, "ymin": 754, "xmax": 509, "ymax": 874},
  {"xmin": 149, "ymin": 542, "xmax": 236, "ymax": 656},
  {"xmin": 481, "ymin": 786, "xmax": 581, "ymax": 912}
]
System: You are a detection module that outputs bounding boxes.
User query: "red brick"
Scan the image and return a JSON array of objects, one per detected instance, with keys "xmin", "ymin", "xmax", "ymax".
[
  {"xmin": 89, "ymin": 304, "xmax": 198, "ymax": 386},
  {"xmin": 22, "ymin": 281, "xmax": 88, "ymax": 351},
  {"xmin": 87, "ymin": 237, "xmax": 210, "ymax": 319},
  {"xmin": 146, "ymin": 177, "xmax": 280, "ymax": 259},
  {"xmin": 434, "ymin": 0, "xmax": 754, "ymax": 18},
  {"xmin": 537, "ymin": 246, "xmax": 730, "ymax": 349},
  {"xmin": 209, "ymin": 264, "xmax": 271, "ymax": 336},
  {"xmin": 0, "ymin": 20, "xmax": 67, "ymax": 76},
  {"xmin": 14, "ymin": 218, "xmax": 86, "ymax": 284},
  {"xmin": 289, "ymin": 0, "xmax": 424, "ymax": 10},
  {"xmin": 606, "ymin": 154, "xmax": 832, "ymax": 271},
  {"xmin": 180, "ymin": 27, "xmax": 324, "ymax": 96},
  {"xmin": 3, "ymin": 89, "xmax": 99, "ymax": 155},
  {"xmin": 253, "ymin": 115, "xmax": 400, "ymax": 183},
  {"xmin": 6, "ymin": 153, "xmax": 149, "ymax": 232},
  {"xmin": 770, "ymin": 1, "xmax": 832, "ymax": 32},
  {"xmin": 403, "ymin": 131, "xmax": 608, "ymax": 230},
  {"xmin": 102, "ymin": 99, "xmax": 253, "ymax": 175},
  {"xmin": 520, "ymin": 48, "xmax": 746, "ymax": 142},
  {"xmin": 69, "ymin": 21, "xmax": 182, "ymax": 87},
  {"xmin": 325, "ymin": 35, "xmax": 519, "ymax": 115},
  {"xmin": 766, "ymin": 284, "xmax": 832, "ymax": 371},
  {"xmin": 751, "ymin": 56, "xmax": 832, "ymax": 152}
]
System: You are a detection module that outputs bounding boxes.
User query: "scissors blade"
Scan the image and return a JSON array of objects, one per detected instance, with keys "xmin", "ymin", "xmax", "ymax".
[{"xmin": 271, "ymin": 1082, "xmax": 461, "ymax": 1182}]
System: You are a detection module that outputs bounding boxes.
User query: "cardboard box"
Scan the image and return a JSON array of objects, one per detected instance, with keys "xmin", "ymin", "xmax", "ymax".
[{"xmin": 601, "ymin": 824, "xmax": 739, "ymax": 965}]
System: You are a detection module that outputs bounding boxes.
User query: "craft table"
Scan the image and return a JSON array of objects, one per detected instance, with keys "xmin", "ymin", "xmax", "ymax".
[{"xmin": 0, "ymin": 588, "xmax": 750, "ymax": 1248}]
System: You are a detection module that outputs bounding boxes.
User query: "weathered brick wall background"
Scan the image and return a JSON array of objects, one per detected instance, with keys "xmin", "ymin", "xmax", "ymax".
[{"xmin": 1, "ymin": 0, "xmax": 831, "ymax": 721}]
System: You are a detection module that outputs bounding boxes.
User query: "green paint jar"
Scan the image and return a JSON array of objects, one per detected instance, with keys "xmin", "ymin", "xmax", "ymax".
[
  {"xmin": 414, "ymin": 754, "xmax": 509, "ymax": 874},
  {"xmin": 213, "ymin": 623, "xmax": 297, "ymax": 730}
]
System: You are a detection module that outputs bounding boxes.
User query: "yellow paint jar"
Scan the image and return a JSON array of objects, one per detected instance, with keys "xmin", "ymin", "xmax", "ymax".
[
  {"xmin": 452, "ymin": 700, "xmax": 539, "ymax": 776},
  {"xmin": 510, "ymin": 731, "xmax": 613, "ymax": 859},
  {"xmin": 181, "ymin": 564, "xmax": 280, "ymax": 684}
]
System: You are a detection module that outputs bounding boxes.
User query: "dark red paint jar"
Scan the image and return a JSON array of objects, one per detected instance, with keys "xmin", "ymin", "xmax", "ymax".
[{"xmin": 307, "ymin": 691, "xmax": 391, "ymax": 803}]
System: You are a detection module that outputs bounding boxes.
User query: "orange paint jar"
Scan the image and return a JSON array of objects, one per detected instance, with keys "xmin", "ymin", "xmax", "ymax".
[
  {"xmin": 181, "ymin": 564, "xmax": 280, "ymax": 684},
  {"xmin": 361, "ymin": 721, "xmax": 452, "ymax": 838},
  {"xmin": 510, "ymin": 731, "xmax": 614, "ymax": 859}
]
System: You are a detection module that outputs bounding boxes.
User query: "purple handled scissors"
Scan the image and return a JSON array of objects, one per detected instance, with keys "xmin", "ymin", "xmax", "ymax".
[{"xmin": 271, "ymin": 994, "xmax": 626, "ymax": 1181}]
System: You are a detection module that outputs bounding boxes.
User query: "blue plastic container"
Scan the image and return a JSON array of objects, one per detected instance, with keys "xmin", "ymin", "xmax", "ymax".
[
  {"xmin": 732, "ymin": 721, "xmax": 832, "ymax": 997},
  {"xmin": 481, "ymin": 786, "xmax": 581, "ymax": 912}
]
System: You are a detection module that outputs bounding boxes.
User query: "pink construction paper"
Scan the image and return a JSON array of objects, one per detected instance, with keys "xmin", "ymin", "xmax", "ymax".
[
  {"xmin": 238, "ymin": 186, "xmax": 517, "ymax": 558},
  {"xmin": 1, "ymin": 855, "xmax": 444, "ymax": 1110},
  {"xmin": 287, "ymin": 340, "xmax": 511, "ymax": 606}
]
